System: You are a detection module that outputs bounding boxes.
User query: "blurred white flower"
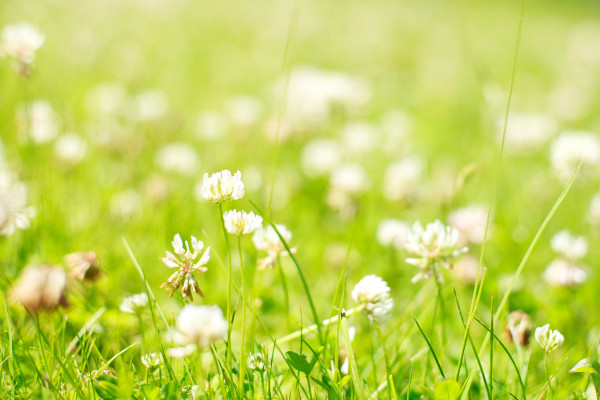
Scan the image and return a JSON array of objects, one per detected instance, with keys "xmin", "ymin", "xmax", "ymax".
[
  {"xmin": 18, "ymin": 100, "xmax": 59, "ymax": 143},
  {"xmin": 301, "ymin": 139, "xmax": 342, "ymax": 178},
  {"xmin": 54, "ymin": 133, "xmax": 87, "ymax": 165},
  {"xmin": 196, "ymin": 111, "xmax": 228, "ymax": 140},
  {"xmin": 500, "ymin": 112, "xmax": 556, "ymax": 153},
  {"xmin": 382, "ymin": 157, "xmax": 423, "ymax": 202},
  {"xmin": 226, "ymin": 95, "xmax": 262, "ymax": 127},
  {"xmin": 380, "ymin": 110, "xmax": 412, "ymax": 151},
  {"xmin": 199, "ymin": 170, "xmax": 244, "ymax": 203},
  {"xmin": 0, "ymin": 23, "xmax": 44, "ymax": 65},
  {"xmin": 452, "ymin": 255, "xmax": 480, "ymax": 285},
  {"xmin": 119, "ymin": 293, "xmax": 148, "ymax": 314},
  {"xmin": 132, "ymin": 89, "xmax": 169, "ymax": 122},
  {"xmin": 0, "ymin": 169, "xmax": 35, "ymax": 236},
  {"xmin": 109, "ymin": 189, "xmax": 141, "ymax": 220},
  {"xmin": 168, "ymin": 305, "xmax": 227, "ymax": 357},
  {"xmin": 351, "ymin": 275, "xmax": 393, "ymax": 323},
  {"xmin": 327, "ymin": 164, "xmax": 368, "ymax": 217},
  {"xmin": 253, "ymin": 224, "xmax": 296, "ymax": 270},
  {"xmin": 155, "ymin": 142, "xmax": 199, "ymax": 176},
  {"xmin": 589, "ymin": 192, "xmax": 600, "ymax": 228},
  {"xmin": 405, "ymin": 220, "xmax": 468, "ymax": 282},
  {"xmin": 550, "ymin": 132, "xmax": 600, "ymax": 180},
  {"xmin": 376, "ymin": 219, "xmax": 410, "ymax": 250},
  {"xmin": 543, "ymin": 259, "xmax": 587, "ymax": 288},
  {"xmin": 223, "ymin": 210, "xmax": 262, "ymax": 236},
  {"xmin": 160, "ymin": 233, "xmax": 210, "ymax": 300},
  {"xmin": 247, "ymin": 353, "xmax": 266, "ymax": 371},
  {"xmin": 448, "ymin": 205, "xmax": 489, "ymax": 245},
  {"xmin": 506, "ymin": 310, "xmax": 532, "ymax": 347},
  {"xmin": 341, "ymin": 122, "xmax": 378, "ymax": 156},
  {"xmin": 550, "ymin": 230, "xmax": 587, "ymax": 261},
  {"xmin": 141, "ymin": 352, "xmax": 161, "ymax": 369},
  {"xmin": 10, "ymin": 265, "xmax": 68, "ymax": 312},
  {"xmin": 65, "ymin": 251, "xmax": 100, "ymax": 282},
  {"xmin": 85, "ymin": 82, "xmax": 128, "ymax": 117},
  {"xmin": 534, "ymin": 324, "xmax": 564, "ymax": 353}
]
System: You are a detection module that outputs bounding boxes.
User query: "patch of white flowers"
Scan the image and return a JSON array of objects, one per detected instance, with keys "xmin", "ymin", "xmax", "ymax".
[
  {"xmin": 199, "ymin": 169, "xmax": 245, "ymax": 203},
  {"xmin": 405, "ymin": 220, "xmax": 468, "ymax": 283},
  {"xmin": 535, "ymin": 324, "xmax": 564, "ymax": 353},
  {"xmin": 351, "ymin": 275, "xmax": 393, "ymax": 323}
]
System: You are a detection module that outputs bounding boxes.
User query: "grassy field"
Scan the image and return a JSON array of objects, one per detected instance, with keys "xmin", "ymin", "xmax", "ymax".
[{"xmin": 1, "ymin": 0, "xmax": 600, "ymax": 398}]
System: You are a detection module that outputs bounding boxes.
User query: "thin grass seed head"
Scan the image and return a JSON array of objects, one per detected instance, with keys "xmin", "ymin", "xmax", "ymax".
[
  {"xmin": 223, "ymin": 209, "xmax": 263, "ymax": 235},
  {"xmin": 535, "ymin": 324, "xmax": 564, "ymax": 352},
  {"xmin": 167, "ymin": 304, "xmax": 228, "ymax": 358},
  {"xmin": 200, "ymin": 169, "xmax": 244, "ymax": 202},
  {"xmin": 160, "ymin": 234, "xmax": 210, "ymax": 300},
  {"xmin": 351, "ymin": 275, "xmax": 393, "ymax": 323},
  {"xmin": 120, "ymin": 293, "xmax": 148, "ymax": 314}
]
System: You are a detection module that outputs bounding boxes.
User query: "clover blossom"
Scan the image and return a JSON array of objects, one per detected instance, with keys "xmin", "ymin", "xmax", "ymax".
[
  {"xmin": 167, "ymin": 305, "xmax": 228, "ymax": 358},
  {"xmin": 160, "ymin": 234, "xmax": 210, "ymax": 300},
  {"xmin": 199, "ymin": 169, "xmax": 244, "ymax": 203},
  {"xmin": 252, "ymin": 224, "xmax": 296, "ymax": 269},
  {"xmin": 223, "ymin": 210, "xmax": 262, "ymax": 236},
  {"xmin": 351, "ymin": 275, "xmax": 393, "ymax": 323},
  {"xmin": 535, "ymin": 324, "xmax": 564, "ymax": 353},
  {"xmin": 120, "ymin": 293, "xmax": 148, "ymax": 314}
]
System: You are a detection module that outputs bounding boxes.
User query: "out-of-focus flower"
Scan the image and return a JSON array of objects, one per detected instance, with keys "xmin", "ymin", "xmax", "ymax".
[
  {"xmin": 301, "ymin": 139, "xmax": 342, "ymax": 178},
  {"xmin": 550, "ymin": 230, "xmax": 587, "ymax": 261},
  {"xmin": 160, "ymin": 234, "xmax": 210, "ymax": 300},
  {"xmin": 54, "ymin": 133, "xmax": 87, "ymax": 165},
  {"xmin": 226, "ymin": 95, "xmax": 263, "ymax": 127},
  {"xmin": 109, "ymin": 189, "xmax": 141, "ymax": 220},
  {"xmin": 382, "ymin": 157, "xmax": 423, "ymax": 202},
  {"xmin": 155, "ymin": 142, "xmax": 199, "ymax": 176},
  {"xmin": 120, "ymin": 293, "xmax": 148, "ymax": 314},
  {"xmin": 17, "ymin": 100, "xmax": 59, "ymax": 143},
  {"xmin": 505, "ymin": 310, "xmax": 532, "ymax": 347},
  {"xmin": 452, "ymin": 255, "xmax": 480, "ymax": 285},
  {"xmin": 500, "ymin": 112, "xmax": 556, "ymax": 153},
  {"xmin": 253, "ymin": 224, "xmax": 296, "ymax": 270},
  {"xmin": 199, "ymin": 170, "xmax": 244, "ymax": 203},
  {"xmin": 550, "ymin": 132, "xmax": 600, "ymax": 181},
  {"xmin": 65, "ymin": 251, "xmax": 100, "ymax": 282},
  {"xmin": 543, "ymin": 259, "xmax": 587, "ymax": 288},
  {"xmin": 196, "ymin": 111, "xmax": 228, "ymax": 140},
  {"xmin": 405, "ymin": 220, "xmax": 468, "ymax": 283},
  {"xmin": 448, "ymin": 205, "xmax": 490, "ymax": 245},
  {"xmin": 1, "ymin": 23, "xmax": 44, "ymax": 75},
  {"xmin": 167, "ymin": 305, "xmax": 227, "ymax": 358},
  {"xmin": 247, "ymin": 353, "xmax": 266, "ymax": 371},
  {"xmin": 141, "ymin": 352, "xmax": 161, "ymax": 369},
  {"xmin": 131, "ymin": 89, "xmax": 169, "ymax": 122},
  {"xmin": 352, "ymin": 275, "xmax": 393, "ymax": 323},
  {"xmin": 11, "ymin": 265, "xmax": 68, "ymax": 312},
  {"xmin": 85, "ymin": 82, "xmax": 128, "ymax": 117},
  {"xmin": 326, "ymin": 164, "xmax": 368, "ymax": 218},
  {"xmin": 376, "ymin": 219, "xmax": 410, "ymax": 250},
  {"xmin": 182, "ymin": 385, "xmax": 201, "ymax": 399},
  {"xmin": 535, "ymin": 324, "xmax": 564, "ymax": 353},
  {"xmin": 380, "ymin": 110, "xmax": 412, "ymax": 151},
  {"xmin": 0, "ymin": 169, "xmax": 35, "ymax": 236},
  {"xmin": 223, "ymin": 210, "xmax": 262, "ymax": 236},
  {"xmin": 589, "ymin": 192, "xmax": 600, "ymax": 228},
  {"xmin": 341, "ymin": 122, "xmax": 378, "ymax": 156}
]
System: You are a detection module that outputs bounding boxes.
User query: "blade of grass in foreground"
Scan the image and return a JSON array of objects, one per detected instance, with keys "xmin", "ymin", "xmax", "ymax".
[
  {"xmin": 460, "ymin": 163, "xmax": 581, "ymax": 398},
  {"xmin": 413, "ymin": 316, "xmax": 445, "ymax": 380}
]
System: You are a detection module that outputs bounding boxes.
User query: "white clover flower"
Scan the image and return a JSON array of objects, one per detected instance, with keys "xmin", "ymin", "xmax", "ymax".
[
  {"xmin": 195, "ymin": 111, "xmax": 228, "ymax": 140},
  {"xmin": 351, "ymin": 275, "xmax": 393, "ymax": 323},
  {"xmin": 589, "ymin": 192, "xmax": 600, "ymax": 228},
  {"xmin": 223, "ymin": 210, "xmax": 262, "ymax": 236},
  {"xmin": 252, "ymin": 224, "xmax": 296, "ymax": 269},
  {"xmin": 168, "ymin": 305, "xmax": 227, "ymax": 358},
  {"xmin": 506, "ymin": 310, "xmax": 532, "ymax": 347},
  {"xmin": 500, "ymin": 112, "xmax": 556, "ymax": 153},
  {"xmin": 225, "ymin": 95, "xmax": 263, "ymax": 127},
  {"xmin": 535, "ymin": 324, "xmax": 564, "ymax": 353},
  {"xmin": 300, "ymin": 139, "xmax": 342, "ymax": 178},
  {"xmin": 131, "ymin": 89, "xmax": 169, "ymax": 122},
  {"xmin": 18, "ymin": 100, "xmax": 59, "ymax": 143},
  {"xmin": 550, "ymin": 230, "xmax": 588, "ymax": 261},
  {"xmin": 1, "ymin": 23, "xmax": 44, "ymax": 65},
  {"xmin": 154, "ymin": 142, "xmax": 199, "ymax": 176},
  {"xmin": 160, "ymin": 234, "xmax": 210, "ymax": 300},
  {"xmin": 405, "ymin": 220, "xmax": 468, "ymax": 283},
  {"xmin": 448, "ymin": 205, "xmax": 490, "ymax": 245},
  {"xmin": 54, "ymin": 133, "xmax": 87, "ymax": 165},
  {"xmin": 119, "ymin": 293, "xmax": 148, "ymax": 314},
  {"xmin": 84, "ymin": 82, "xmax": 128, "ymax": 117},
  {"xmin": 0, "ymin": 169, "xmax": 35, "ymax": 236},
  {"xmin": 109, "ymin": 189, "xmax": 141, "ymax": 221},
  {"xmin": 10, "ymin": 265, "xmax": 68, "ymax": 312},
  {"xmin": 382, "ymin": 157, "xmax": 423, "ymax": 202},
  {"xmin": 199, "ymin": 170, "xmax": 244, "ymax": 203},
  {"xmin": 247, "ymin": 353, "xmax": 266, "ymax": 371},
  {"xmin": 341, "ymin": 122, "xmax": 378, "ymax": 156},
  {"xmin": 543, "ymin": 259, "xmax": 587, "ymax": 288},
  {"xmin": 326, "ymin": 164, "xmax": 368, "ymax": 216},
  {"xmin": 550, "ymin": 131, "xmax": 600, "ymax": 181},
  {"xmin": 65, "ymin": 251, "xmax": 100, "ymax": 282},
  {"xmin": 376, "ymin": 219, "xmax": 410, "ymax": 250},
  {"xmin": 141, "ymin": 352, "xmax": 161, "ymax": 369}
]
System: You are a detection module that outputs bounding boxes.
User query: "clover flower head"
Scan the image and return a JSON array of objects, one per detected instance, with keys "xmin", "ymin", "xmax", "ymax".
[
  {"xmin": 167, "ymin": 305, "xmax": 228, "ymax": 358},
  {"xmin": 120, "ymin": 293, "xmax": 148, "ymax": 314},
  {"xmin": 200, "ymin": 169, "xmax": 244, "ymax": 202},
  {"xmin": 505, "ymin": 310, "xmax": 532, "ymax": 347},
  {"xmin": 550, "ymin": 230, "xmax": 588, "ymax": 261},
  {"xmin": 141, "ymin": 352, "xmax": 161, "ymax": 369},
  {"xmin": 543, "ymin": 259, "xmax": 587, "ymax": 288},
  {"xmin": 376, "ymin": 219, "xmax": 410, "ymax": 250},
  {"xmin": 0, "ymin": 168, "xmax": 35, "ymax": 236},
  {"xmin": 252, "ymin": 224, "xmax": 296, "ymax": 269},
  {"xmin": 535, "ymin": 324, "xmax": 564, "ymax": 353},
  {"xmin": 10, "ymin": 265, "xmax": 68, "ymax": 312},
  {"xmin": 550, "ymin": 132, "xmax": 600, "ymax": 181},
  {"xmin": 405, "ymin": 220, "xmax": 468, "ymax": 283},
  {"xmin": 65, "ymin": 251, "xmax": 100, "ymax": 282},
  {"xmin": 351, "ymin": 275, "xmax": 393, "ymax": 323},
  {"xmin": 247, "ymin": 353, "xmax": 266, "ymax": 371},
  {"xmin": 1, "ymin": 23, "xmax": 44, "ymax": 75},
  {"xmin": 160, "ymin": 234, "xmax": 210, "ymax": 300},
  {"xmin": 223, "ymin": 209, "xmax": 263, "ymax": 236}
]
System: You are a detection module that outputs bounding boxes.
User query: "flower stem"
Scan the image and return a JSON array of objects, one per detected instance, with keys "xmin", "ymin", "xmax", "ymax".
[
  {"xmin": 218, "ymin": 202, "xmax": 233, "ymax": 370},
  {"xmin": 238, "ymin": 236, "xmax": 248, "ymax": 393}
]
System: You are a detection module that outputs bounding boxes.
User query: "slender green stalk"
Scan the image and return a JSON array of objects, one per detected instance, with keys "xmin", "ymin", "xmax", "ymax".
[
  {"xmin": 490, "ymin": 295, "xmax": 494, "ymax": 400},
  {"xmin": 238, "ymin": 236, "xmax": 248, "ymax": 393},
  {"xmin": 218, "ymin": 202, "xmax": 234, "ymax": 370},
  {"xmin": 373, "ymin": 320, "xmax": 393, "ymax": 400}
]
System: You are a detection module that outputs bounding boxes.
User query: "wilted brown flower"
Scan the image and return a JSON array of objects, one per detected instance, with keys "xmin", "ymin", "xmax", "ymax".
[
  {"xmin": 505, "ymin": 310, "xmax": 532, "ymax": 347},
  {"xmin": 11, "ymin": 265, "xmax": 68, "ymax": 312},
  {"xmin": 65, "ymin": 251, "xmax": 101, "ymax": 282}
]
